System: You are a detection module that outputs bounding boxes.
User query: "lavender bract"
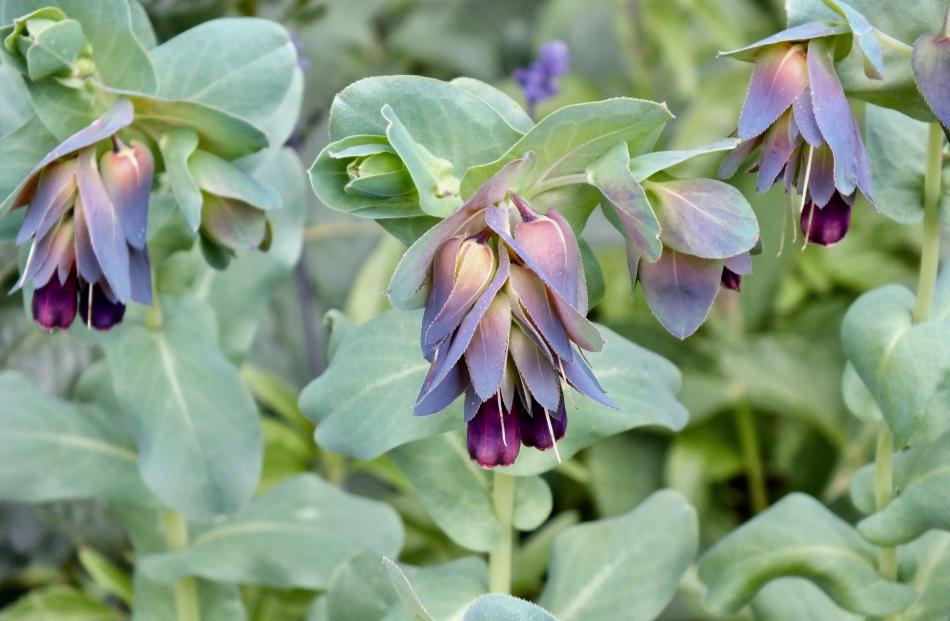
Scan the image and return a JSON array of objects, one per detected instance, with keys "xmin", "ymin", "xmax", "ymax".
[{"xmin": 398, "ymin": 163, "xmax": 613, "ymax": 468}]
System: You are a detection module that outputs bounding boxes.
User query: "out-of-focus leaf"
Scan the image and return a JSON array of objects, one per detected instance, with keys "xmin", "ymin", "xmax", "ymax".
[
  {"xmin": 105, "ymin": 297, "xmax": 262, "ymax": 520},
  {"xmin": 697, "ymin": 493, "xmax": 915, "ymax": 616},
  {"xmin": 538, "ymin": 490, "xmax": 697, "ymax": 621},
  {"xmin": 390, "ymin": 432, "xmax": 552, "ymax": 552},
  {"xmin": 0, "ymin": 371, "xmax": 149, "ymax": 504},
  {"xmin": 130, "ymin": 573, "xmax": 247, "ymax": 621},
  {"xmin": 0, "ymin": 114, "xmax": 59, "ymax": 210},
  {"xmin": 841, "ymin": 285, "xmax": 950, "ymax": 447},
  {"xmin": 140, "ymin": 475, "xmax": 403, "ymax": 589},
  {"xmin": 898, "ymin": 531, "xmax": 950, "ymax": 621},
  {"xmin": 383, "ymin": 558, "xmax": 437, "ymax": 621},
  {"xmin": 912, "ymin": 13, "xmax": 950, "ymax": 135},
  {"xmin": 629, "ymin": 138, "xmax": 740, "ymax": 181},
  {"xmin": 0, "ymin": 585, "xmax": 118, "ymax": 621},
  {"xmin": 463, "ymin": 595, "xmax": 557, "ymax": 621},
  {"xmin": 587, "ymin": 433, "xmax": 665, "ymax": 518},
  {"xmin": 78, "ymin": 546, "xmax": 133, "ymax": 606},
  {"xmin": 751, "ymin": 578, "xmax": 861, "ymax": 621},
  {"xmin": 513, "ymin": 512, "xmax": 580, "ymax": 595}
]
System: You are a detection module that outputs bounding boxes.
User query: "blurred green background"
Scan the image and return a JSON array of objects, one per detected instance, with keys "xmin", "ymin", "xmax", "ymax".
[{"xmin": 0, "ymin": 0, "xmax": 926, "ymax": 618}]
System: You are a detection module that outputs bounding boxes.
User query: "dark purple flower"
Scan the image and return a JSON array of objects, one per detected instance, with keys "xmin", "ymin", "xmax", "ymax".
[
  {"xmin": 31, "ymin": 269, "xmax": 78, "ymax": 331},
  {"xmin": 719, "ymin": 26, "xmax": 874, "ymax": 245},
  {"xmin": 404, "ymin": 160, "xmax": 615, "ymax": 467},
  {"xmin": 10, "ymin": 99, "xmax": 155, "ymax": 331},
  {"xmin": 78, "ymin": 282, "xmax": 126, "ymax": 331},
  {"xmin": 467, "ymin": 396, "xmax": 521, "ymax": 468},
  {"xmin": 801, "ymin": 191, "xmax": 852, "ymax": 246},
  {"xmin": 720, "ymin": 268, "xmax": 742, "ymax": 291},
  {"xmin": 514, "ymin": 40, "xmax": 570, "ymax": 114}
]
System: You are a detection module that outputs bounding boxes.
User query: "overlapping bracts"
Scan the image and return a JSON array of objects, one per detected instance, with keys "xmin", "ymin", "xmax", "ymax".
[
  {"xmin": 393, "ymin": 161, "xmax": 615, "ymax": 468},
  {"xmin": 11, "ymin": 99, "xmax": 153, "ymax": 331},
  {"xmin": 719, "ymin": 23, "xmax": 877, "ymax": 246}
]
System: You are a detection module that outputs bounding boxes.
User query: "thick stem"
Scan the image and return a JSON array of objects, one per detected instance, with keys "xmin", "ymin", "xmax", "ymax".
[
  {"xmin": 162, "ymin": 511, "xmax": 201, "ymax": 621},
  {"xmin": 734, "ymin": 402, "xmax": 768, "ymax": 514},
  {"xmin": 488, "ymin": 471, "xmax": 516, "ymax": 594},
  {"xmin": 914, "ymin": 123, "xmax": 945, "ymax": 324},
  {"xmin": 874, "ymin": 428, "xmax": 898, "ymax": 582}
]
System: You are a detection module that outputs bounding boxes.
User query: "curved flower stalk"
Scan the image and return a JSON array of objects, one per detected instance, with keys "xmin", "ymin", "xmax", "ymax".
[
  {"xmin": 10, "ymin": 99, "xmax": 153, "ymax": 331},
  {"xmin": 718, "ymin": 13, "xmax": 887, "ymax": 246},
  {"xmin": 390, "ymin": 159, "xmax": 614, "ymax": 468}
]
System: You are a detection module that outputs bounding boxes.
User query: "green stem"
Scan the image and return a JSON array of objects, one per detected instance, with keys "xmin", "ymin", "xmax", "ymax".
[
  {"xmin": 913, "ymin": 123, "xmax": 945, "ymax": 324},
  {"xmin": 874, "ymin": 428, "xmax": 898, "ymax": 583},
  {"xmin": 162, "ymin": 511, "xmax": 201, "ymax": 621},
  {"xmin": 734, "ymin": 402, "xmax": 768, "ymax": 514},
  {"xmin": 488, "ymin": 471, "xmax": 516, "ymax": 594}
]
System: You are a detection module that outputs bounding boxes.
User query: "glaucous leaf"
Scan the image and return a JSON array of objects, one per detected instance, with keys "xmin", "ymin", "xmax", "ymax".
[
  {"xmin": 841, "ymin": 285, "xmax": 950, "ymax": 446},
  {"xmin": 301, "ymin": 310, "xmax": 688, "ymax": 473},
  {"xmin": 148, "ymin": 17, "xmax": 297, "ymax": 137},
  {"xmin": 897, "ymin": 531, "xmax": 950, "ymax": 621},
  {"xmin": 851, "ymin": 432, "xmax": 950, "ymax": 545},
  {"xmin": 538, "ymin": 490, "xmax": 697, "ymax": 621},
  {"xmin": 697, "ymin": 493, "xmax": 915, "ymax": 616},
  {"xmin": 157, "ymin": 127, "xmax": 202, "ymax": 231},
  {"xmin": 389, "ymin": 433, "xmax": 552, "ymax": 552},
  {"xmin": 131, "ymin": 574, "xmax": 247, "ymax": 621},
  {"xmin": 751, "ymin": 578, "xmax": 861, "ymax": 621},
  {"xmin": 105, "ymin": 297, "xmax": 262, "ymax": 520},
  {"xmin": 139, "ymin": 475, "xmax": 403, "ymax": 589},
  {"xmin": 911, "ymin": 10, "xmax": 950, "ymax": 134},
  {"xmin": 0, "ymin": 585, "xmax": 118, "ymax": 621},
  {"xmin": 463, "ymin": 595, "xmax": 557, "ymax": 621},
  {"xmin": 449, "ymin": 77, "xmax": 534, "ymax": 133},
  {"xmin": 864, "ymin": 104, "xmax": 950, "ymax": 224},
  {"xmin": 629, "ymin": 138, "xmax": 740, "ymax": 181},
  {"xmin": 462, "ymin": 98, "xmax": 672, "ymax": 197},
  {"xmin": 383, "ymin": 559, "xmax": 436, "ymax": 621},
  {"xmin": 0, "ymin": 371, "xmax": 150, "ymax": 504}
]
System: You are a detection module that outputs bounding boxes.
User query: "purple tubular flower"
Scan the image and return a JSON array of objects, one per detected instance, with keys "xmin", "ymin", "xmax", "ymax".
[
  {"xmin": 720, "ymin": 268, "xmax": 742, "ymax": 291},
  {"xmin": 467, "ymin": 395, "xmax": 521, "ymax": 468},
  {"xmin": 408, "ymin": 169, "xmax": 613, "ymax": 467},
  {"xmin": 514, "ymin": 40, "xmax": 570, "ymax": 113},
  {"xmin": 721, "ymin": 27, "xmax": 875, "ymax": 245},
  {"xmin": 10, "ymin": 99, "xmax": 155, "ymax": 331},
  {"xmin": 801, "ymin": 192, "xmax": 852, "ymax": 246}
]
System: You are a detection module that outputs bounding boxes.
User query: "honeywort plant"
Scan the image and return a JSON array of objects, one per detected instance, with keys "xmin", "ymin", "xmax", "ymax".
[{"xmin": 1, "ymin": 0, "xmax": 950, "ymax": 620}]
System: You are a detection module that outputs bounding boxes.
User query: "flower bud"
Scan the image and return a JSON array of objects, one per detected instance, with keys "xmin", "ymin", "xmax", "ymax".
[
  {"xmin": 518, "ymin": 402, "xmax": 567, "ymax": 451},
  {"xmin": 32, "ymin": 270, "xmax": 77, "ymax": 331},
  {"xmin": 2, "ymin": 8, "xmax": 85, "ymax": 80},
  {"xmin": 345, "ymin": 152, "xmax": 413, "ymax": 199},
  {"xmin": 467, "ymin": 397, "xmax": 521, "ymax": 468},
  {"xmin": 100, "ymin": 139, "xmax": 154, "ymax": 250}
]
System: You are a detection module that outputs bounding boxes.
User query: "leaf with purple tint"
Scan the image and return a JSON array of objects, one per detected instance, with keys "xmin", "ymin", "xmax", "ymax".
[
  {"xmin": 513, "ymin": 210, "xmax": 583, "ymax": 310},
  {"xmin": 792, "ymin": 89, "xmax": 824, "ymax": 147},
  {"xmin": 422, "ymin": 236, "xmax": 463, "ymax": 358},
  {"xmin": 738, "ymin": 43, "xmax": 809, "ymax": 140},
  {"xmin": 189, "ymin": 150, "xmax": 281, "ymax": 211},
  {"xmin": 646, "ymin": 178, "xmax": 759, "ymax": 260},
  {"xmin": 824, "ymin": 0, "xmax": 886, "ymax": 79},
  {"xmin": 630, "ymin": 138, "xmax": 741, "ymax": 181},
  {"xmin": 717, "ymin": 138, "xmax": 761, "ymax": 180},
  {"xmin": 720, "ymin": 21, "xmax": 849, "ymax": 61},
  {"xmin": 548, "ymin": 209, "xmax": 587, "ymax": 311},
  {"xmin": 387, "ymin": 157, "xmax": 530, "ymax": 310},
  {"xmin": 509, "ymin": 264, "xmax": 573, "ymax": 361},
  {"xmin": 200, "ymin": 194, "xmax": 268, "ymax": 251},
  {"xmin": 756, "ymin": 112, "xmax": 797, "ymax": 192},
  {"xmin": 425, "ymin": 241, "xmax": 496, "ymax": 350},
  {"xmin": 128, "ymin": 246, "xmax": 152, "ymax": 306},
  {"xmin": 17, "ymin": 159, "xmax": 76, "ymax": 244},
  {"xmin": 551, "ymin": 295, "xmax": 604, "ymax": 352},
  {"xmin": 509, "ymin": 327, "xmax": 561, "ymax": 411},
  {"xmin": 561, "ymin": 350, "xmax": 616, "ymax": 409},
  {"xmin": 75, "ymin": 148, "xmax": 131, "ymax": 302},
  {"xmin": 808, "ymin": 144, "xmax": 837, "ymax": 207},
  {"xmin": 73, "ymin": 196, "xmax": 103, "ymax": 285},
  {"xmin": 639, "ymin": 248, "xmax": 725, "ymax": 339},
  {"xmin": 724, "ymin": 252, "xmax": 753, "ymax": 275},
  {"xmin": 415, "ymin": 361, "xmax": 467, "ymax": 417},
  {"xmin": 465, "ymin": 296, "xmax": 512, "ymax": 400},
  {"xmin": 912, "ymin": 15, "xmax": 950, "ymax": 137},
  {"xmin": 419, "ymin": 251, "xmax": 511, "ymax": 403},
  {"xmin": 100, "ymin": 141, "xmax": 154, "ymax": 250},
  {"xmin": 506, "ymin": 284, "xmax": 554, "ymax": 363},
  {"xmin": 807, "ymin": 37, "xmax": 864, "ymax": 195},
  {"xmin": 586, "ymin": 142, "xmax": 662, "ymax": 263}
]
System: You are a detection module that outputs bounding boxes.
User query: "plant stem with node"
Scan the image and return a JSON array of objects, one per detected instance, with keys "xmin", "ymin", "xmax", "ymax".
[{"xmin": 489, "ymin": 471, "xmax": 516, "ymax": 594}]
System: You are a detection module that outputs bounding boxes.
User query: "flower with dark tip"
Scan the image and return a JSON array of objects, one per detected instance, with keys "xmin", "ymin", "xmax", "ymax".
[
  {"xmin": 389, "ymin": 158, "xmax": 614, "ymax": 468},
  {"xmin": 9, "ymin": 98, "xmax": 154, "ymax": 331},
  {"xmin": 801, "ymin": 191, "xmax": 852, "ymax": 246},
  {"xmin": 718, "ymin": 22, "xmax": 880, "ymax": 246},
  {"xmin": 514, "ymin": 40, "xmax": 570, "ymax": 116}
]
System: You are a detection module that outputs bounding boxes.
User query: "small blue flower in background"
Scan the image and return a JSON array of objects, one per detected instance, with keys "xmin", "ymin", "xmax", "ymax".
[{"xmin": 514, "ymin": 40, "xmax": 569, "ymax": 117}]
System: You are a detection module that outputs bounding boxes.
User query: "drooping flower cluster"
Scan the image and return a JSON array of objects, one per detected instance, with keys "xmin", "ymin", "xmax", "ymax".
[
  {"xmin": 514, "ymin": 40, "xmax": 570, "ymax": 115},
  {"xmin": 719, "ymin": 23, "xmax": 877, "ymax": 246},
  {"xmin": 11, "ymin": 99, "xmax": 153, "ymax": 331},
  {"xmin": 395, "ymin": 163, "xmax": 614, "ymax": 468}
]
